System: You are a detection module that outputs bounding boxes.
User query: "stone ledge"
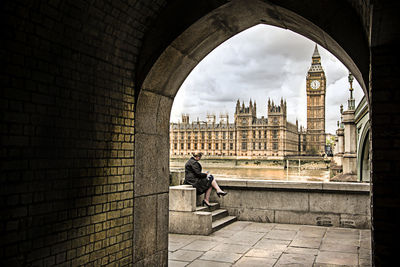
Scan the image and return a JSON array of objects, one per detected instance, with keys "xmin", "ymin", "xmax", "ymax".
[{"xmin": 216, "ymin": 178, "xmax": 370, "ymax": 193}]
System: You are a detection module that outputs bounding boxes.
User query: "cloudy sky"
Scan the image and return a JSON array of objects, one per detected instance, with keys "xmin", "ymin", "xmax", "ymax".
[{"xmin": 170, "ymin": 24, "xmax": 364, "ymax": 134}]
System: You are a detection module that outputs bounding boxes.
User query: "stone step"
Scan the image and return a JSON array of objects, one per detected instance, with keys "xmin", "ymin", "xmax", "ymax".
[
  {"xmin": 212, "ymin": 216, "xmax": 237, "ymax": 233},
  {"xmin": 196, "ymin": 202, "xmax": 220, "ymax": 212},
  {"xmin": 211, "ymin": 209, "xmax": 229, "ymax": 222}
]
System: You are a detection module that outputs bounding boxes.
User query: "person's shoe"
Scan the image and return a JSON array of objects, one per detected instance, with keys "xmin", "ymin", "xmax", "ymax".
[
  {"xmin": 217, "ymin": 191, "xmax": 228, "ymax": 198},
  {"xmin": 202, "ymin": 200, "xmax": 211, "ymax": 207}
]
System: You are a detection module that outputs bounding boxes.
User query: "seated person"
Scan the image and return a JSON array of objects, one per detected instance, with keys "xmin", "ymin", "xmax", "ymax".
[{"xmin": 184, "ymin": 152, "xmax": 227, "ymax": 207}]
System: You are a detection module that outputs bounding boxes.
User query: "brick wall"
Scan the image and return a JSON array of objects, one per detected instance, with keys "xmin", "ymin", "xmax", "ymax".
[{"xmin": 0, "ymin": 1, "xmax": 165, "ymax": 266}]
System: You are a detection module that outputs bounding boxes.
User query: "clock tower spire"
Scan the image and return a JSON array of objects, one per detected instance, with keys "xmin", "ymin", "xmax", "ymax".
[{"xmin": 306, "ymin": 44, "xmax": 326, "ymax": 155}]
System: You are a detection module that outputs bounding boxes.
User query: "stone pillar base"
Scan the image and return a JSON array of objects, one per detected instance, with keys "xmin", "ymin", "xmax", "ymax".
[{"xmin": 343, "ymin": 153, "xmax": 357, "ymax": 175}]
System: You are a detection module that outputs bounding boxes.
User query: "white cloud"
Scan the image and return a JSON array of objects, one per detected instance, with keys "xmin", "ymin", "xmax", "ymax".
[{"xmin": 170, "ymin": 24, "xmax": 365, "ymax": 134}]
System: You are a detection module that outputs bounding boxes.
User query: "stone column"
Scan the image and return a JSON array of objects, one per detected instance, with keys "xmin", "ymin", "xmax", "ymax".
[
  {"xmin": 334, "ymin": 128, "xmax": 344, "ymax": 166},
  {"xmin": 342, "ymin": 110, "xmax": 357, "ymax": 175}
]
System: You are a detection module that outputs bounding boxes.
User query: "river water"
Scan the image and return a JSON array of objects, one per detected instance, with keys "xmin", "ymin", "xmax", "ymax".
[{"xmin": 170, "ymin": 162, "xmax": 330, "ymax": 182}]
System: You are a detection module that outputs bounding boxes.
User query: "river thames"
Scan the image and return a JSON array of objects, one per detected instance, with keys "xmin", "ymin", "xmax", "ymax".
[{"xmin": 170, "ymin": 162, "xmax": 330, "ymax": 182}]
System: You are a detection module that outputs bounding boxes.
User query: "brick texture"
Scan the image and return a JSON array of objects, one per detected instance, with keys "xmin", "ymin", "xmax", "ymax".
[{"xmin": 0, "ymin": 1, "xmax": 165, "ymax": 266}]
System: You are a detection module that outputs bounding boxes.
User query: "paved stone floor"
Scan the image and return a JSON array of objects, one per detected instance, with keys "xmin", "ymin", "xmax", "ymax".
[{"xmin": 169, "ymin": 221, "xmax": 371, "ymax": 266}]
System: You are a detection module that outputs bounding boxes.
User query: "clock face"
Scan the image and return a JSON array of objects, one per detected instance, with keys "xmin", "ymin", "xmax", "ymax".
[{"xmin": 310, "ymin": 80, "xmax": 320, "ymax": 89}]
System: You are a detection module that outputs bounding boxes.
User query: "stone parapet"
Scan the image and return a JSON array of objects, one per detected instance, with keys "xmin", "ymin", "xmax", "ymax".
[{"xmin": 211, "ymin": 179, "xmax": 371, "ymax": 228}]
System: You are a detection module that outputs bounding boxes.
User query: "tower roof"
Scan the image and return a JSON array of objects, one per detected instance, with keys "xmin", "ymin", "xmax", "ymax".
[
  {"xmin": 309, "ymin": 44, "xmax": 324, "ymax": 73},
  {"xmin": 312, "ymin": 44, "xmax": 320, "ymax": 58}
]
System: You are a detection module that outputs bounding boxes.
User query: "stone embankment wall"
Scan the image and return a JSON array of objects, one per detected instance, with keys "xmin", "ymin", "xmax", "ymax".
[
  {"xmin": 210, "ymin": 179, "xmax": 371, "ymax": 229},
  {"xmin": 171, "ymin": 158, "xmax": 330, "ymax": 170}
]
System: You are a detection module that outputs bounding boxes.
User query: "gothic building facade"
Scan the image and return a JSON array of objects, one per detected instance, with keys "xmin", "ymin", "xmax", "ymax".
[
  {"xmin": 170, "ymin": 98, "xmax": 305, "ymax": 159},
  {"xmin": 170, "ymin": 45, "xmax": 326, "ymax": 158}
]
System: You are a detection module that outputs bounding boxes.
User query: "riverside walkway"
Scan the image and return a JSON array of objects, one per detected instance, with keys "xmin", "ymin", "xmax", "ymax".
[{"xmin": 169, "ymin": 221, "xmax": 371, "ymax": 266}]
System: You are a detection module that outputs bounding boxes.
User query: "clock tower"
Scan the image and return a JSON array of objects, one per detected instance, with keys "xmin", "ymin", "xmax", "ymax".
[{"xmin": 306, "ymin": 45, "xmax": 326, "ymax": 155}]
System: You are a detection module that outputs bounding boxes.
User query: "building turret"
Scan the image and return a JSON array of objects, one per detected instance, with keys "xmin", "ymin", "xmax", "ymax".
[
  {"xmin": 206, "ymin": 114, "xmax": 216, "ymax": 124},
  {"xmin": 219, "ymin": 114, "xmax": 229, "ymax": 124},
  {"xmin": 182, "ymin": 114, "xmax": 189, "ymax": 124}
]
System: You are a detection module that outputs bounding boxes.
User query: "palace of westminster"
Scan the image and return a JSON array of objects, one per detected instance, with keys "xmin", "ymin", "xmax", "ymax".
[{"xmin": 170, "ymin": 45, "xmax": 327, "ymax": 159}]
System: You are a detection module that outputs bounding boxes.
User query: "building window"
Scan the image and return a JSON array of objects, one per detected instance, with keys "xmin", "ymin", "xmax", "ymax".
[
  {"xmin": 223, "ymin": 143, "xmax": 226, "ymax": 150},
  {"xmin": 273, "ymin": 143, "xmax": 278, "ymax": 150},
  {"xmin": 194, "ymin": 143, "xmax": 197, "ymax": 149},
  {"xmin": 208, "ymin": 143, "xmax": 212, "ymax": 149},
  {"xmin": 208, "ymin": 132, "xmax": 211, "ymax": 139},
  {"xmin": 264, "ymin": 143, "xmax": 267, "ymax": 149},
  {"xmin": 273, "ymin": 130, "xmax": 278, "ymax": 138},
  {"xmin": 223, "ymin": 131, "xmax": 226, "ymax": 139},
  {"xmin": 181, "ymin": 143, "xmax": 184, "ymax": 149},
  {"xmin": 230, "ymin": 132, "xmax": 233, "ymax": 139},
  {"xmin": 188, "ymin": 133, "xmax": 191, "ymax": 140},
  {"xmin": 259, "ymin": 130, "xmax": 261, "ymax": 138},
  {"xmin": 174, "ymin": 143, "xmax": 177, "ymax": 149},
  {"xmin": 259, "ymin": 143, "xmax": 262, "ymax": 150},
  {"xmin": 264, "ymin": 131, "xmax": 267, "ymax": 138},
  {"xmin": 230, "ymin": 143, "xmax": 233, "ymax": 150},
  {"xmin": 253, "ymin": 131, "xmax": 255, "ymax": 137},
  {"xmin": 215, "ymin": 132, "xmax": 219, "ymax": 139},
  {"xmin": 201, "ymin": 132, "xmax": 205, "ymax": 139},
  {"xmin": 242, "ymin": 142, "xmax": 247, "ymax": 150},
  {"xmin": 201, "ymin": 143, "xmax": 204, "ymax": 149},
  {"xmin": 187, "ymin": 143, "xmax": 191, "ymax": 150},
  {"xmin": 242, "ymin": 131, "xmax": 247, "ymax": 139},
  {"xmin": 253, "ymin": 142, "xmax": 256, "ymax": 150},
  {"xmin": 216, "ymin": 143, "xmax": 219, "ymax": 150}
]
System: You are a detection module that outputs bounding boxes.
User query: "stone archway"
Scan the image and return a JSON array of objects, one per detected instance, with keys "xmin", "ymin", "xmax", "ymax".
[
  {"xmin": 358, "ymin": 124, "xmax": 370, "ymax": 182},
  {"xmin": 133, "ymin": 0, "xmax": 369, "ymax": 264}
]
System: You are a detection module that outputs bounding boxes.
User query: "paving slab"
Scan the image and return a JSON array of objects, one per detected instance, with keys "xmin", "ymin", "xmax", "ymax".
[
  {"xmin": 169, "ymin": 249, "xmax": 204, "ymax": 262},
  {"xmin": 242, "ymin": 222, "xmax": 275, "ymax": 232},
  {"xmin": 264, "ymin": 229, "xmax": 297, "ymax": 240},
  {"xmin": 169, "ymin": 242, "xmax": 188, "ymax": 252},
  {"xmin": 275, "ymin": 253, "xmax": 315, "ymax": 267},
  {"xmin": 169, "ymin": 260, "xmax": 189, "ymax": 267},
  {"xmin": 254, "ymin": 238, "xmax": 290, "ymax": 249},
  {"xmin": 186, "ymin": 259, "xmax": 232, "ymax": 267},
  {"xmin": 182, "ymin": 240, "xmax": 219, "ymax": 251},
  {"xmin": 284, "ymin": 247, "xmax": 319, "ymax": 256},
  {"xmin": 315, "ymin": 251, "xmax": 358, "ymax": 266},
  {"xmin": 245, "ymin": 248, "xmax": 283, "ymax": 259},
  {"xmin": 212, "ymin": 243, "xmax": 252, "ymax": 254},
  {"xmin": 274, "ymin": 223, "xmax": 302, "ymax": 231},
  {"xmin": 222, "ymin": 221, "xmax": 252, "ymax": 231},
  {"xmin": 200, "ymin": 250, "xmax": 243, "ymax": 263},
  {"xmin": 320, "ymin": 241, "xmax": 359, "ymax": 253},
  {"xmin": 227, "ymin": 231, "xmax": 265, "ymax": 245},
  {"xmin": 233, "ymin": 256, "xmax": 276, "ymax": 267},
  {"xmin": 210, "ymin": 229, "xmax": 237, "ymax": 238},
  {"xmin": 290, "ymin": 237, "xmax": 322, "ymax": 249},
  {"xmin": 297, "ymin": 226, "xmax": 326, "ymax": 238}
]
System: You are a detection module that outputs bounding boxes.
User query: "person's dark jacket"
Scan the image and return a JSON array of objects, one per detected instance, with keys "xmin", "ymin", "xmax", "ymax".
[{"xmin": 184, "ymin": 157, "xmax": 210, "ymax": 194}]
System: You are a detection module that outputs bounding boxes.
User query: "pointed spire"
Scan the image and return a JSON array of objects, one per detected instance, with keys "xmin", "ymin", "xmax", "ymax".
[{"xmin": 312, "ymin": 44, "xmax": 320, "ymax": 58}]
